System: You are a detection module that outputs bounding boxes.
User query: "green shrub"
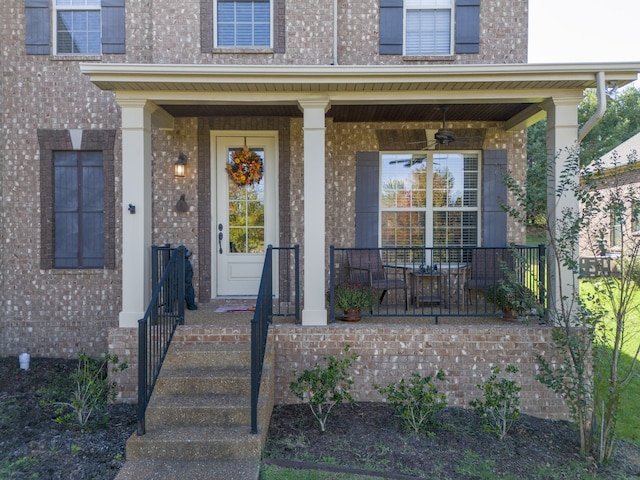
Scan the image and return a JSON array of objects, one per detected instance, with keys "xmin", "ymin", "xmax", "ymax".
[
  {"xmin": 469, "ymin": 364, "xmax": 521, "ymax": 439},
  {"xmin": 289, "ymin": 346, "xmax": 359, "ymax": 432},
  {"xmin": 53, "ymin": 351, "xmax": 128, "ymax": 429},
  {"xmin": 375, "ymin": 370, "xmax": 447, "ymax": 435}
]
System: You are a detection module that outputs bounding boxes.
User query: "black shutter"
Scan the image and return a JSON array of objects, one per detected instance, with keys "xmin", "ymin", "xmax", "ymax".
[
  {"xmin": 455, "ymin": 0, "xmax": 480, "ymax": 54},
  {"xmin": 273, "ymin": 0, "xmax": 285, "ymax": 54},
  {"xmin": 25, "ymin": 0, "xmax": 50, "ymax": 55},
  {"xmin": 102, "ymin": 0, "xmax": 126, "ymax": 54},
  {"xmin": 379, "ymin": 0, "xmax": 403, "ymax": 55},
  {"xmin": 482, "ymin": 149, "xmax": 508, "ymax": 247},
  {"xmin": 201, "ymin": 0, "xmax": 213, "ymax": 52},
  {"xmin": 355, "ymin": 152, "xmax": 380, "ymax": 248}
]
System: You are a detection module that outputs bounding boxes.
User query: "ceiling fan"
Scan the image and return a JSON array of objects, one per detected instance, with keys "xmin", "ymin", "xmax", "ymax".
[
  {"xmin": 407, "ymin": 106, "xmax": 485, "ymax": 151},
  {"xmin": 433, "ymin": 106, "xmax": 456, "ymax": 145}
]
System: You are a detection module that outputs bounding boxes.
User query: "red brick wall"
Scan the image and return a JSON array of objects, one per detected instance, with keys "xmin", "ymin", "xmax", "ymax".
[{"xmin": 271, "ymin": 324, "xmax": 570, "ymax": 420}]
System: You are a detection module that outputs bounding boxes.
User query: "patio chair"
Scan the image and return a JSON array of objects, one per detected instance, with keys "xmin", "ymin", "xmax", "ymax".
[
  {"xmin": 464, "ymin": 249, "xmax": 514, "ymax": 304},
  {"xmin": 346, "ymin": 249, "xmax": 408, "ymax": 310}
]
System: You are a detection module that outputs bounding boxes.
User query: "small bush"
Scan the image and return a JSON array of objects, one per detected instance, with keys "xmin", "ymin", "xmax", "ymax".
[
  {"xmin": 289, "ymin": 346, "xmax": 359, "ymax": 432},
  {"xmin": 53, "ymin": 351, "xmax": 128, "ymax": 429},
  {"xmin": 375, "ymin": 370, "xmax": 447, "ymax": 435},
  {"xmin": 469, "ymin": 364, "xmax": 521, "ymax": 440}
]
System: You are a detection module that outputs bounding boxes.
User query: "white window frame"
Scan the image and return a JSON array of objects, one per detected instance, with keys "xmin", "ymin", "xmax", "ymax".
[
  {"xmin": 53, "ymin": 0, "xmax": 102, "ymax": 55},
  {"xmin": 610, "ymin": 212, "xmax": 623, "ymax": 249},
  {"xmin": 404, "ymin": 0, "xmax": 454, "ymax": 56},
  {"xmin": 379, "ymin": 150, "xmax": 481, "ymax": 263},
  {"xmin": 632, "ymin": 200, "xmax": 640, "ymax": 235},
  {"xmin": 213, "ymin": 0, "xmax": 274, "ymax": 49}
]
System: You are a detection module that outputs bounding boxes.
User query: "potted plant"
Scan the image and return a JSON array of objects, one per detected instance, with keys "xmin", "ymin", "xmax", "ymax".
[
  {"xmin": 485, "ymin": 279, "xmax": 537, "ymax": 320},
  {"xmin": 333, "ymin": 284, "xmax": 379, "ymax": 321}
]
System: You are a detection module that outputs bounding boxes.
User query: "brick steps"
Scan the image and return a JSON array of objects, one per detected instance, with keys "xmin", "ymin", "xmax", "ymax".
[{"xmin": 115, "ymin": 330, "xmax": 273, "ymax": 480}]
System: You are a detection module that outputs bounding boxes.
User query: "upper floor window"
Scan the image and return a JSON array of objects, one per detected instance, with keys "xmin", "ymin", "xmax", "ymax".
[
  {"xmin": 405, "ymin": 0, "xmax": 453, "ymax": 55},
  {"xmin": 215, "ymin": 0, "xmax": 272, "ymax": 48},
  {"xmin": 379, "ymin": 0, "xmax": 479, "ymax": 56},
  {"xmin": 55, "ymin": 0, "xmax": 101, "ymax": 55},
  {"xmin": 25, "ymin": 0, "xmax": 125, "ymax": 56}
]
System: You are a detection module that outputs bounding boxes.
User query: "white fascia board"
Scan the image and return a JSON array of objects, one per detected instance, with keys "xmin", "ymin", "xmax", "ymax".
[{"xmin": 81, "ymin": 62, "xmax": 640, "ymax": 90}]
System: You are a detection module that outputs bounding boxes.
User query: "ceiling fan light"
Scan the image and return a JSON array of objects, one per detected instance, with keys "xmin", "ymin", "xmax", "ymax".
[{"xmin": 435, "ymin": 129, "xmax": 455, "ymax": 145}]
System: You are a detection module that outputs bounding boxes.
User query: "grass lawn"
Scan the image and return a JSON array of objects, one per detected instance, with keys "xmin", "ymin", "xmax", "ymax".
[
  {"xmin": 581, "ymin": 280, "xmax": 640, "ymax": 445},
  {"xmin": 261, "ymin": 465, "xmax": 380, "ymax": 480}
]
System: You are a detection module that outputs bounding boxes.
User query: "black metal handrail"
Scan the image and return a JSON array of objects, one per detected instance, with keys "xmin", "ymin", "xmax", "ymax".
[
  {"xmin": 250, "ymin": 245, "xmax": 300, "ymax": 434},
  {"xmin": 137, "ymin": 245, "xmax": 185, "ymax": 435},
  {"xmin": 330, "ymin": 245, "xmax": 546, "ymax": 323}
]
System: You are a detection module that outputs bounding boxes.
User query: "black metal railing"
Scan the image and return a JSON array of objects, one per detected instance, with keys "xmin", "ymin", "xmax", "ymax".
[
  {"xmin": 250, "ymin": 245, "xmax": 300, "ymax": 434},
  {"xmin": 271, "ymin": 245, "xmax": 301, "ymax": 320},
  {"xmin": 137, "ymin": 245, "xmax": 186, "ymax": 435},
  {"xmin": 330, "ymin": 245, "xmax": 545, "ymax": 323}
]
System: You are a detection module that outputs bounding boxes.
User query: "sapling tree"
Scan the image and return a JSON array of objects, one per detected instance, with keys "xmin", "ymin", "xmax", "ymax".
[{"xmin": 504, "ymin": 145, "xmax": 640, "ymax": 463}]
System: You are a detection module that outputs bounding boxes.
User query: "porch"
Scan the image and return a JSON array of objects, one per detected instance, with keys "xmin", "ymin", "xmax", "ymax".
[
  {"xmin": 328, "ymin": 245, "xmax": 545, "ymax": 324},
  {"xmin": 111, "ymin": 243, "xmax": 564, "ymax": 478}
]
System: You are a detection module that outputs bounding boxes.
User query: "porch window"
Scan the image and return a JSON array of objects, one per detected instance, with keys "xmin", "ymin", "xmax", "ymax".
[
  {"xmin": 380, "ymin": 152, "xmax": 480, "ymax": 262},
  {"xmin": 54, "ymin": 0, "xmax": 101, "ymax": 54},
  {"xmin": 215, "ymin": 0, "xmax": 272, "ymax": 48},
  {"xmin": 405, "ymin": 0, "xmax": 453, "ymax": 55},
  {"xmin": 53, "ymin": 151, "xmax": 105, "ymax": 268}
]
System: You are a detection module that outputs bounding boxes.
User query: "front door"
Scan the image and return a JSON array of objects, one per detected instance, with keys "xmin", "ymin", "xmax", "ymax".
[{"xmin": 213, "ymin": 133, "xmax": 278, "ymax": 296}]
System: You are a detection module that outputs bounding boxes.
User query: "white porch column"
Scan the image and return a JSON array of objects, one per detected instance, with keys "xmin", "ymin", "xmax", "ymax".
[
  {"xmin": 542, "ymin": 95, "xmax": 583, "ymax": 318},
  {"xmin": 117, "ymin": 100, "xmax": 154, "ymax": 328},
  {"xmin": 298, "ymin": 99, "xmax": 330, "ymax": 326}
]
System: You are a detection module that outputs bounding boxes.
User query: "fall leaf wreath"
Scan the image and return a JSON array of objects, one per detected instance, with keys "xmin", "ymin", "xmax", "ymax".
[{"xmin": 225, "ymin": 147, "xmax": 263, "ymax": 186}]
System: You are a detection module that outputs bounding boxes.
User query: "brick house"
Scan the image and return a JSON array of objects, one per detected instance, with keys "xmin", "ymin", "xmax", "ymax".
[
  {"xmin": 580, "ymin": 132, "xmax": 640, "ymax": 273},
  {"xmin": 1, "ymin": 1, "xmax": 639, "ymax": 416}
]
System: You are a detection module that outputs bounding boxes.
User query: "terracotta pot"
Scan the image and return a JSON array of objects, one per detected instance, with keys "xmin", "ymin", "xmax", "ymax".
[
  {"xmin": 501, "ymin": 309, "xmax": 518, "ymax": 321},
  {"xmin": 340, "ymin": 309, "xmax": 362, "ymax": 322}
]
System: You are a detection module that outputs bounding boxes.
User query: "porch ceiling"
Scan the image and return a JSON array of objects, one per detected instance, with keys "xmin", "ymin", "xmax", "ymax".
[{"xmin": 159, "ymin": 102, "xmax": 531, "ymax": 123}]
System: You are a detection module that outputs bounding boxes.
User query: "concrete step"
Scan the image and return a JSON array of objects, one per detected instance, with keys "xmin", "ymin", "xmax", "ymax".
[
  {"xmin": 125, "ymin": 425, "xmax": 263, "ymax": 462},
  {"xmin": 153, "ymin": 365, "xmax": 251, "ymax": 396},
  {"xmin": 119, "ymin": 335, "xmax": 273, "ymax": 480},
  {"xmin": 114, "ymin": 459, "xmax": 259, "ymax": 480},
  {"xmin": 163, "ymin": 342, "xmax": 252, "ymax": 368},
  {"xmin": 145, "ymin": 393, "xmax": 250, "ymax": 428}
]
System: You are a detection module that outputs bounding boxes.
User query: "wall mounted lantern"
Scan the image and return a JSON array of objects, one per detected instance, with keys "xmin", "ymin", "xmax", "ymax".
[{"xmin": 174, "ymin": 152, "xmax": 187, "ymax": 177}]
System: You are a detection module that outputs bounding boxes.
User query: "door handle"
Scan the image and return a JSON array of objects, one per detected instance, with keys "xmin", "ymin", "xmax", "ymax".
[{"xmin": 218, "ymin": 224, "xmax": 223, "ymax": 254}]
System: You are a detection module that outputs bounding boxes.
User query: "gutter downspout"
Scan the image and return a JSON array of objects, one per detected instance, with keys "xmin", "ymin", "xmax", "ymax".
[{"xmin": 578, "ymin": 71, "xmax": 607, "ymax": 142}]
